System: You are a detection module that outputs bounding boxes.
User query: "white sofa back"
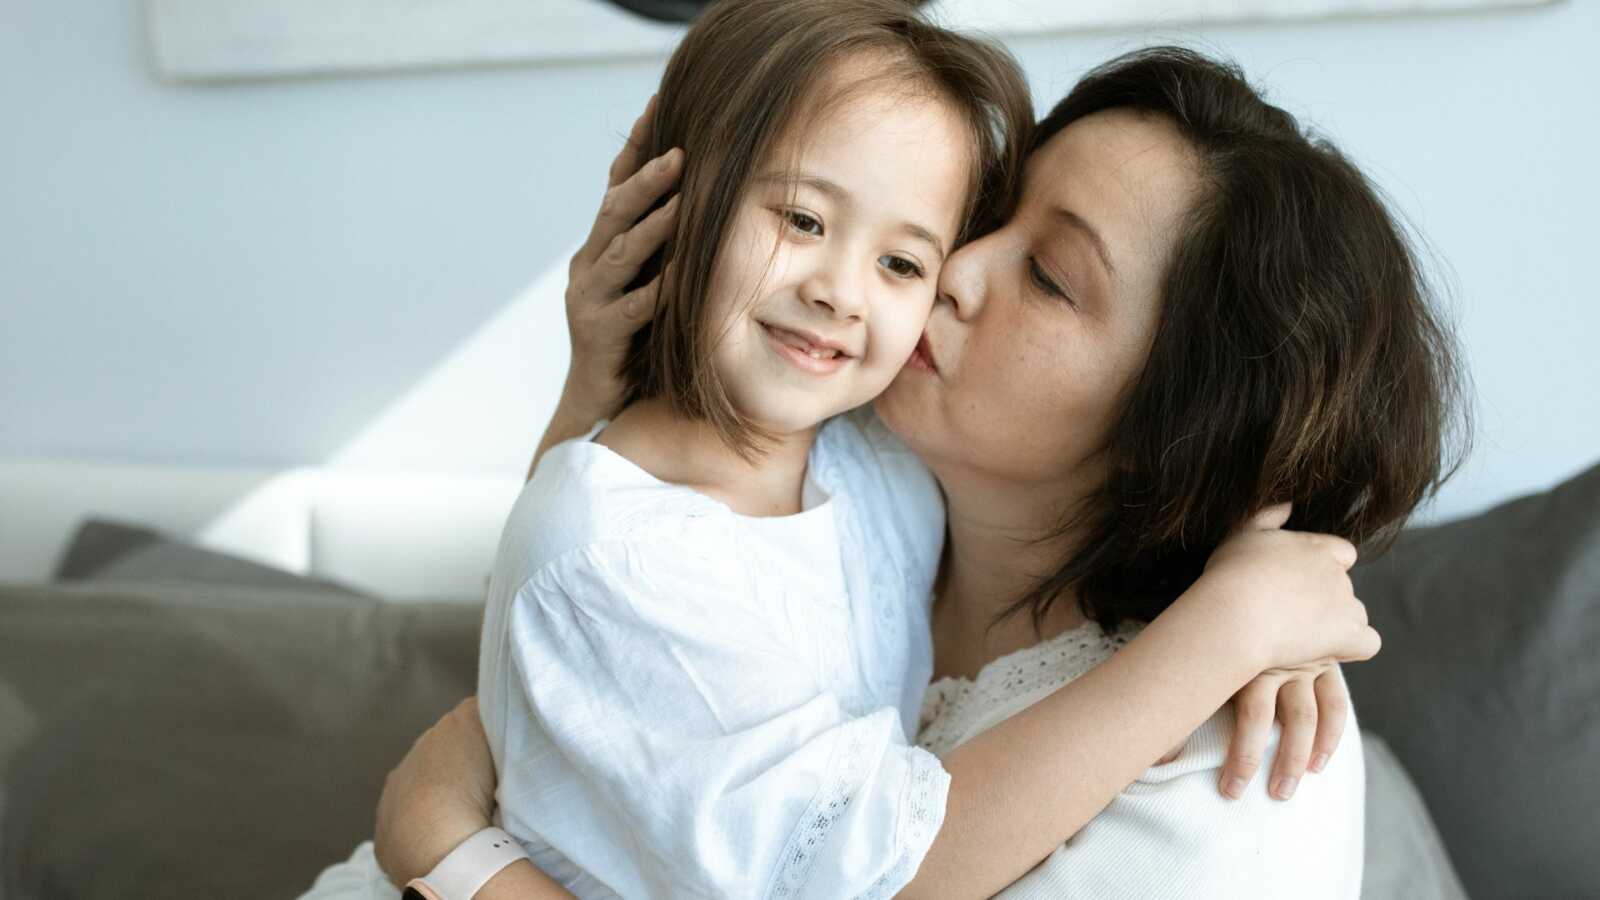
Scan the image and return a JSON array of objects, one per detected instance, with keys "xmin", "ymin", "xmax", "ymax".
[{"xmin": 0, "ymin": 458, "xmax": 524, "ymax": 599}]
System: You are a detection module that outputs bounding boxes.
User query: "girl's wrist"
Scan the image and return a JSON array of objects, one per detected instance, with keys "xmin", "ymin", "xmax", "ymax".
[{"xmin": 1160, "ymin": 574, "xmax": 1275, "ymax": 679}]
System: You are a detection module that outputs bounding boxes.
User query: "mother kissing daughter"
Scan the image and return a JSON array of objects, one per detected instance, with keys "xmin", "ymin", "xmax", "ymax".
[{"xmin": 304, "ymin": 1, "xmax": 1464, "ymax": 897}]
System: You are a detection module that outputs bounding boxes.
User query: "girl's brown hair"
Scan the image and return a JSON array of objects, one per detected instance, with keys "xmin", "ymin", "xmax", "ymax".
[
  {"xmin": 1005, "ymin": 47, "xmax": 1472, "ymax": 633},
  {"xmin": 619, "ymin": 0, "xmax": 1031, "ymax": 455}
]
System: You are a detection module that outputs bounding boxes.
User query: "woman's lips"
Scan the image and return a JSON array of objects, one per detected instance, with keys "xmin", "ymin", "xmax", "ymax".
[
  {"xmin": 761, "ymin": 323, "xmax": 852, "ymax": 375},
  {"xmin": 906, "ymin": 333, "xmax": 938, "ymax": 375}
]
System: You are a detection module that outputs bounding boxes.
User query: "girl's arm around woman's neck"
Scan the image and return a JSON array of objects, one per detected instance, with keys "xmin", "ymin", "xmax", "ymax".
[{"xmin": 897, "ymin": 580, "xmax": 1269, "ymax": 900}]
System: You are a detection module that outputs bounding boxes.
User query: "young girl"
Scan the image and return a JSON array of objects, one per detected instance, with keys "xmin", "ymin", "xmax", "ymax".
[{"xmin": 476, "ymin": 3, "xmax": 1027, "ymax": 896}]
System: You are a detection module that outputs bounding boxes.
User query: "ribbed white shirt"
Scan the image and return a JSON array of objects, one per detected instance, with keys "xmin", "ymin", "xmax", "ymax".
[{"xmin": 917, "ymin": 619, "xmax": 1366, "ymax": 898}]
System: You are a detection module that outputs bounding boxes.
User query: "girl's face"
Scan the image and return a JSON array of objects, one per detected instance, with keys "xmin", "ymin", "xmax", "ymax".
[
  {"xmin": 703, "ymin": 74, "xmax": 972, "ymax": 437},
  {"xmin": 875, "ymin": 109, "xmax": 1204, "ymax": 490}
]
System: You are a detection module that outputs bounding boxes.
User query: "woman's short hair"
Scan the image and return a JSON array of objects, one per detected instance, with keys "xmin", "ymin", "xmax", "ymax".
[
  {"xmin": 618, "ymin": 0, "xmax": 1031, "ymax": 456},
  {"xmin": 1009, "ymin": 46, "xmax": 1471, "ymax": 632}
]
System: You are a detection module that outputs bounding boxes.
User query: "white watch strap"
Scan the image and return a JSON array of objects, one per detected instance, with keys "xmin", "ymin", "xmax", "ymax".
[{"xmin": 412, "ymin": 827, "xmax": 529, "ymax": 900}]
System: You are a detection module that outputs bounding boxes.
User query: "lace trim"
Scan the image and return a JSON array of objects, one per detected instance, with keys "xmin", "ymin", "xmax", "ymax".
[
  {"xmin": 768, "ymin": 719, "xmax": 878, "ymax": 899},
  {"xmin": 859, "ymin": 747, "xmax": 950, "ymax": 899},
  {"xmin": 918, "ymin": 621, "xmax": 1144, "ymax": 758},
  {"xmin": 764, "ymin": 413, "xmax": 945, "ymax": 897},
  {"xmin": 809, "ymin": 414, "xmax": 935, "ymax": 716}
]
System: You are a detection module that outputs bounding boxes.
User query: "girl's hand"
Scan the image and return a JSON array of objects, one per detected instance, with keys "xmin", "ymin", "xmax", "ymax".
[
  {"xmin": 1215, "ymin": 662, "xmax": 1351, "ymax": 801},
  {"xmin": 373, "ymin": 697, "xmax": 500, "ymax": 887},
  {"xmin": 563, "ymin": 94, "xmax": 684, "ymax": 422},
  {"xmin": 1199, "ymin": 503, "xmax": 1378, "ymax": 671},
  {"xmin": 1186, "ymin": 503, "xmax": 1371, "ymax": 802}
]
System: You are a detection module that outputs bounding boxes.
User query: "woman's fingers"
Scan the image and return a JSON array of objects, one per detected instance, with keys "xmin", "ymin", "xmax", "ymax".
[
  {"xmin": 607, "ymin": 93, "xmax": 658, "ymax": 188},
  {"xmin": 590, "ymin": 193, "xmax": 681, "ymax": 299},
  {"xmin": 575, "ymin": 147, "xmax": 684, "ymax": 271},
  {"xmin": 1308, "ymin": 668, "xmax": 1350, "ymax": 773},
  {"xmin": 616, "ymin": 270, "xmax": 665, "ymax": 326},
  {"xmin": 1220, "ymin": 675, "xmax": 1279, "ymax": 799},
  {"xmin": 1269, "ymin": 676, "xmax": 1318, "ymax": 800},
  {"xmin": 577, "ymin": 93, "xmax": 664, "ymax": 270}
]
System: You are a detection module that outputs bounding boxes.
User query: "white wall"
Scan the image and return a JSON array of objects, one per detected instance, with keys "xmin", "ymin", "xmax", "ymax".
[{"xmin": 1, "ymin": 0, "xmax": 1595, "ymax": 523}]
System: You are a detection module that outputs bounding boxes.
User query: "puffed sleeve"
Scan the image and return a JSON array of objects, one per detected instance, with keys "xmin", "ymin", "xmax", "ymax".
[
  {"xmin": 997, "ymin": 691, "xmax": 1366, "ymax": 899},
  {"xmin": 501, "ymin": 536, "xmax": 950, "ymax": 900}
]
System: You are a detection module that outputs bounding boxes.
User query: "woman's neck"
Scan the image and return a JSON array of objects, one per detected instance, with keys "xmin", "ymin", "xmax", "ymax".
[
  {"xmin": 929, "ymin": 460, "xmax": 1099, "ymax": 680},
  {"xmin": 598, "ymin": 396, "xmax": 817, "ymax": 517}
]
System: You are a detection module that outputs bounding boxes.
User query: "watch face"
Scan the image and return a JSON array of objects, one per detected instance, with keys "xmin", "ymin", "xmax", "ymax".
[{"xmin": 401, "ymin": 888, "xmax": 428, "ymax": 900}]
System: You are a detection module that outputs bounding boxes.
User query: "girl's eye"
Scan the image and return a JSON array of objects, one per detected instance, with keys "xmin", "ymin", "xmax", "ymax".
[
  {"xmin": 782, "ymin": 210, "xmax": 823, "ymax": 236},
  {"xmin": 880, "ymin": 255, "xmax": 925, "ymax": 280},
  {"xmin": 1028, "ymin": 256, "xmax": 1076, "ymax": 307}
]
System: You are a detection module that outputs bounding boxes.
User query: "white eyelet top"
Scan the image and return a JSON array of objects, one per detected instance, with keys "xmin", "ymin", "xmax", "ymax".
[{"xmin": 477, "ymin": 408, "xmax": 950, "ymax": 900}]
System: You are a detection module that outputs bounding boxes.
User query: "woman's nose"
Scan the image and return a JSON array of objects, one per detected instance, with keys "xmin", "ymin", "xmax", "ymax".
[{"xmin": 936, "ymin": 235, "xmax": 993, "ymax": 322}]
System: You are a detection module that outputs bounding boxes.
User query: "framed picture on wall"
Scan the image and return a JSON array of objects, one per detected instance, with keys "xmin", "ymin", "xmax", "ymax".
[{"xmin": 144, "ymin": 0, "xmax": 1561, "ymax": 83}]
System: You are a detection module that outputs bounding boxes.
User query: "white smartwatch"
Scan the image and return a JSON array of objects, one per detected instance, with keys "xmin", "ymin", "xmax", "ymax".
[{"xmin": 402, "ymin": 827, "xmax": 530, "ymax": 900}]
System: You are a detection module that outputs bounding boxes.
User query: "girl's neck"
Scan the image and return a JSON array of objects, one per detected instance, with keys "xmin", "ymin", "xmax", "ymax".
[
  {"xmin": 928, "ymin": 458, "xmax": 1099, "ymax": 680},
  {"xmin": 598, "ymin": 396, "xmax": 818, "ymax": 518}
]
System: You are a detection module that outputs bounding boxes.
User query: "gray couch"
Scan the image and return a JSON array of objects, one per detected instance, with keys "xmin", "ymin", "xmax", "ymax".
[{"xmin": 2, "ymin": 462, "xmax": 1597, "ymax": 899}]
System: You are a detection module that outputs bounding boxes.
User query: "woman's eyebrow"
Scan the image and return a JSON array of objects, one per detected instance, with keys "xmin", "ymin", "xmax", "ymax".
[{"xmin": 1052, "ymin": 206, "xmax": 1117, "ymax": 277}]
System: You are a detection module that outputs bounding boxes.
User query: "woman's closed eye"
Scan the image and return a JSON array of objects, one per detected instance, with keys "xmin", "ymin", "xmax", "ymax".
[{"xmin": 1028, "ymin": 256, "xmax": 1077, "ymax": 307}]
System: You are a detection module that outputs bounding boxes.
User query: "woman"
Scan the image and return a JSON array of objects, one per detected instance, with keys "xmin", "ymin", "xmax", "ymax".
[{"xmin": 363, "ymin": 47, "xmax": 1462, "ymax": 898}]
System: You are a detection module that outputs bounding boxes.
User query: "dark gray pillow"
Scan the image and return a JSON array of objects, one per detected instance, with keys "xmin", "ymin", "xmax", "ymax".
[
  {"xmin": 0, "ymin": 581, "xmax": 479, "ymax": 900},
  {"xmin": 53, "ymin": 517, "xmax": 364, "ymax": 595},
  {"xmin": 1347, "ymin": 459, "xmax": 1600, "ymax": 900}
]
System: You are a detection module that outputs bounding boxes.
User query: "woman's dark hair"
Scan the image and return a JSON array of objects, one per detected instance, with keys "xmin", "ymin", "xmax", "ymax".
[
  {"xmin": 1006, "ymin": 46, "xmax": 1471, "ymax": 633},
  {"xmin": 619, "ymin": 0, "xmax": 1031, "ymax": 456}
]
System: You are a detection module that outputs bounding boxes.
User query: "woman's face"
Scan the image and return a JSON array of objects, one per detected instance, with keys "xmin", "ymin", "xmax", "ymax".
[{"xmin": 876, "ymin": 108, "xmax": 1204, "ymax": 492}]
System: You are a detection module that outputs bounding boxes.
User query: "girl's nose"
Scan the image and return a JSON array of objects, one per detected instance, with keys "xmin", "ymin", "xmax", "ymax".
[{"xmin": 798, "ymin": 259, "xmax": 865, "ymax": 321}]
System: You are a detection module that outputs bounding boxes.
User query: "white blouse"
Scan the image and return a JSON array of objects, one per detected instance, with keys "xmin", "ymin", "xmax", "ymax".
[
  {"xmin": 476, "ymin": 408, "xmax": 950, "ymax": 899},
  {"xmin": 917, "ymin": 620, "xmax": 1366, "ymax": 899}
]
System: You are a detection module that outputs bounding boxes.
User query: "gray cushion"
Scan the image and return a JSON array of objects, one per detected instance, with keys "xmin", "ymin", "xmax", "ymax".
[
  {"xmin": 0, "ymin": 581, "xmax": 479, "ymax": 900},
  {"xmin": 53, "ymin": 517, "xmax": 364, "ymax": 595},
  {"xmin": 1347, "ymin": 459, "xmax": 1600, "ymax": 899},
  {"xmin": 1361, "ymin": 733, "xmax": 1470, "ymax": 900}
]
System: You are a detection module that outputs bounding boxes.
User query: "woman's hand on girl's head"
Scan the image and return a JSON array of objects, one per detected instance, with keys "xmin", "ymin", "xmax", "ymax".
[
  {"xmin": 1215, "ymin": 663, "xmax": 1351, "ymax": 802},
  {"xmin": 563, "ymin": 94, "xmax": 684, "ymax": 421},
  {"xmin": 373, "ymin": 696, "xmax": 499, "ymax": 887}
]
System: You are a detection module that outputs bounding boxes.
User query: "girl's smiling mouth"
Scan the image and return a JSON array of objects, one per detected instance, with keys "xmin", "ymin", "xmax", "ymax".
[{"xmin": 761, "ymin": 322, "xmax": 855, "ymax": 374}]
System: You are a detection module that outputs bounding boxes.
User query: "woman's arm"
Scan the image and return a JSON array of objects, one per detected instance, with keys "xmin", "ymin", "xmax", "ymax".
[{"xmin": 373, "ymin": 697, "xmax": 574, "ymax": 899}]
